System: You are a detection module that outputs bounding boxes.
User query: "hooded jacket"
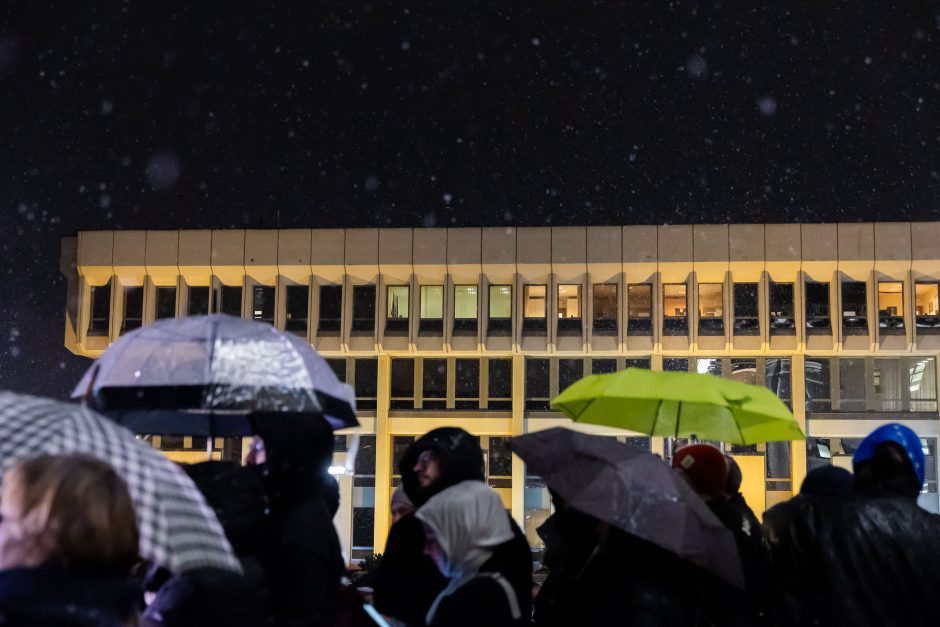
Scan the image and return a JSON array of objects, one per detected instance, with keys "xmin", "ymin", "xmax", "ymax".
[
  {"xmin": 252, "ymin": 414, "xmax": 344, "ymax": 627},
  {"xmin": 373, "ymin": 428, "xmax": 532, "ymax": 626}
]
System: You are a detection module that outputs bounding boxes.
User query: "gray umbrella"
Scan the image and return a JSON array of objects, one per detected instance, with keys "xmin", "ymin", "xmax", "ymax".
[
  {"xmin": 71, "ymin": 314, "xmax": 358, "ymax": 435},
  {"xmin": 0, "ymin": 391, "xmax": 241, "ymax": 574},
  {"xmin": 509, "ymin": 427, "xmax": 744, "ymax": 589}
]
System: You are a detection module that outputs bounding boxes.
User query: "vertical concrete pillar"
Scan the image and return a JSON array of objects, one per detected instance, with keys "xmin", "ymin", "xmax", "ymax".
[
  {"xmin": 649, "ymin": 354, "xmax": 666, "ymax": 457},
  {"xmin": 511, "ymin": 354, "xmax": 526, "ymax": 528},
  {"xmin": 373, "ymin": 354, "xmax": 392, "ymax": 553},
  {"xmin": 790, "ymin": 354, "xmax": 808, "ymax": 494}
]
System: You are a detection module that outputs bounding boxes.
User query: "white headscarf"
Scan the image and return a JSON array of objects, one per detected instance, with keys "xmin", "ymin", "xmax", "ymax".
[{"xmin": 416, "ymin": 480, "xmax": 514, "ymax": 623}]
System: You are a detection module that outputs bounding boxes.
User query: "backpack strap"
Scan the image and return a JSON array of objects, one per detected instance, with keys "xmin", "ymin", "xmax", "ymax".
[{"xmin": 475, "ymin": 572, "xmax": 522, "ymax": 620}]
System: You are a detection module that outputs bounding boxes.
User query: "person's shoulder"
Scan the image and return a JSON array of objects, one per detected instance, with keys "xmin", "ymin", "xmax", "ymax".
[{"xmin": 444, "ymin": 575, "xmax": 517, "ymax": 614}]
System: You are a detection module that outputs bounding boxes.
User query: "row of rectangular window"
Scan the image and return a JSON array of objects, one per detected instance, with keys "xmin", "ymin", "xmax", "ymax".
[
  {"xmin": 87, "ymin": 279, "xmax": 940, "ymax": 340},
  {"xmin": 804, "ymin": 356, "xmax": 938, "ymax": 414}
]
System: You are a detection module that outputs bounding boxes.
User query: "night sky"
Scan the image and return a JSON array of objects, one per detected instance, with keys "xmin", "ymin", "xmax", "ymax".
[{"xmin": 2, "ymin": 1, "xmax": 940, "ymax": 399}]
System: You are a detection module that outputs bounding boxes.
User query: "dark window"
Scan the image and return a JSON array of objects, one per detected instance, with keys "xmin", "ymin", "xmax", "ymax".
[
  {"xmin": 160, "ymin": 435, "xmax": 185, "ymax": 450},
  {"xmin": 805, "ymin": 358, "xmax": 832, "ymax": 412},
  {"xmin": 392, "ymin": 436, "xmax": 417, "ymax": 476},
  {"xmin": 285, "ymin": 285, "xmax": 309, "ymax": 333},
  {"xmin": 354, "ymin": 435, "xmax": 377, "ymax": 475},
  {"xmin": 251, "ymin": 286, "xmax": 275, "ymax": 324},
  {"xmin": 592, "ymin": 358, "xmax": 617, "ymax": 374},
  {"xmin": 122, "ymin": 286, "xmax": 143, "ymax": 333},
  {"xmin": 769, "ymin": 281, "xmax": 796, "ymax": 334},
  {"xmin": 488, "ymin": 437, "xmax": 512, "ymax": 477},
  {"xmin": 525, "ymin": 358, "xmax": 551, "ymax": 410},
  {"xmin": 390, "ymin": 359, "xmax": 415, "ymax": 409},
  {"xmin": 488, "ymin": 359, "xmax": 513, "ymax": 410},
  {"xmin": 625, "ymin": 358, "xmax": 651, "ymax": 369},
  {"xmin": 326, "ymin": 358, "xmax": 346, "ymax": 382},
  {"xmin": 663, "ymin": 284, "xmax": 688, "ymax": 335},
  {"xmin": 733, "ymin": 283, "xmax": 759, "ymax": 335},
  {"xmin": 841, "ymin": 281, "xmax": 868, "ymax": 334},
  {"xmin": 88, "ymin": 281, "xmax": 112, "ymax": 336},
  {"xmin": 188, "ymin": 286, "xmax": 210, "ymax": 316},
  {"xmin": 217, "ymin": 285, "xmax": 242, "ymax": 316},
  {"xmin": 456, "ymin": 359, "xmax": 481, "ymax": 408},
  {"xmin": 805, "ymin": 282, "xmax": 831, "ymax": 333},
  {"xmin": 318, "ymin": 285, "xmax": 342, "ymax": 333},
  {"xmin": 764, "ymin": 358, "xmax": 792, "ymax": 404},
  {"xmin": 624, "ymin": 437, "xmax": 652, "ymax": 452},
  {"xmin": 352, "ymin": 285, "xmax": 376, "ymax": 333},
  {"xmin": 352, "ymin": 506, "xmax": 375, "ymax": 549},
  {"xmin": 593, "ymin": 284, "xmax": 618, "ymax": 334},
  {"xmin": 559, "ymin": 359, "xmax": 584, "ymax": 393},
  {"xmin": 663, "ymin": 358, "xmax": 689, "ymax": 372},
  {"xmin": 422, "ymin": 358, "xmax": 447, "ymax": 408},
  {"xmin": 627, "ymin": 284, "xmax": 653, "ymax": 335},
  {"xmin": 354, "ymin": 358, "xmax": 378, "ymax": 410},
  {"xmin": 155, "ymin": 286, "xmax": 176, "ymax": 319}
]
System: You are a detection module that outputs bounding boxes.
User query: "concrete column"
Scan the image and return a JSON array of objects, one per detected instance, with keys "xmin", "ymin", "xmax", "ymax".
[
  {"xmin": 790, "ymin": 354, "xmax": 808, "ymax": 494},
  {"xmin": 511, "ymin": 354, "xmax": 526, "ymax": 528},
  {"xmin": 373, "ymin": 354, "xmax": 392, "ymax": 552},
  {"xmin": 649, "ymin": 354, "xmax": 666, "ymax": 456}
]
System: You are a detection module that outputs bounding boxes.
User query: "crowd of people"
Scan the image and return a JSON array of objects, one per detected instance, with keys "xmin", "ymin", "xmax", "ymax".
[{"xmin": 0, "ymin": 419, "xmax": 937, "ymax": 626}]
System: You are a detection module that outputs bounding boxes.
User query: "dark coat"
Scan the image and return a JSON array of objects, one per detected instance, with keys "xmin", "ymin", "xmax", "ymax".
[
  {"xmin": 429, "ymin": 548, "xmax": 530, "ymax": 627},
  {"xmin": 253, "ymin": 415, "xmax": 345, "ymax": 627},
  {"xmin": 709, "ymin": 494, "xmax": 772, "ymax": 624},
  {"xmin": 774, "ymin": 494, "xmax": 940, "ymax": 627},
  {"xmin": 374, "ymin": 428, "xmax": 533, "ymax": 625},
  {"xmin": 0, "ymin": 563, "xmax": 140, "ymax": 627},
  {"xmin": 532, "ymin": 510, "xmax": 599, "ymax": 627}
]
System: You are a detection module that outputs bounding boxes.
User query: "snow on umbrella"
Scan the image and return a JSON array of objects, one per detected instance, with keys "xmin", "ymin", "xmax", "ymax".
[
  {"xmin": 0, "ymin": 391, "xmax": 241, "ymax": 574},
  {"xmin": 72, "ymin": 314, "xmax": 358, "ymax": 436},
  {"xmin": 509, "ymin": 427, "xmax": 744, "ymax": 589}
]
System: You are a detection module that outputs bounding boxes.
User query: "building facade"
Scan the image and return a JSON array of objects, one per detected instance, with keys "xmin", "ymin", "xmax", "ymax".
[{"xmin": 61, "ymin": 223, "xmax": 940, "ymax": 559}]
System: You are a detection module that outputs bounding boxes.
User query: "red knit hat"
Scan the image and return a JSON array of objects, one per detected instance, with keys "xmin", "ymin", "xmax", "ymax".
[{"xmin": 672, "ymin": 444, "xmax": 728, "ymax": 498}]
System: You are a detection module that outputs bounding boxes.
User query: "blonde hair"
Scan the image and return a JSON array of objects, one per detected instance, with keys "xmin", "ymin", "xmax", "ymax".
[{"xmin": 0, "ymin": 454, "xmax": 139, "ymax": 573}]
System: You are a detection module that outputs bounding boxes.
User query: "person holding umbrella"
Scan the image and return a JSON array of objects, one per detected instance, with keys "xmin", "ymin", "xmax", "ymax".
[{"xmin": 0, "ymin": 454, "xmax": 142, "ymax": 627}]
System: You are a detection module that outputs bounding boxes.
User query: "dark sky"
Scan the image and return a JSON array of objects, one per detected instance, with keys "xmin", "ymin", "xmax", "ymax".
[{"xmin": 2, "ymin": 1, "xmax": 940, "ymax": 399}]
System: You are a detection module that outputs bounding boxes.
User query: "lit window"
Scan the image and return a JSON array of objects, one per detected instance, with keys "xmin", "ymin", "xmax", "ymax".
[
  {"xmin": 454, "ymin": 285, "xmax": 478, "ymax": 319},
  {"xmin": 524, "ymin": 285, "xmax": 547, "ymax": 318},
  {"xmin": 878, "ymin": 282, "xmax": 904, "ymax": 333},
  {"xmin": 663, "ymin": 283, "xmax": 687, "ymax": 335},
  {"xmin": 557, "ymin": 285, "xmax": 581, "ymax": 319},
  {"xmin": 627, "ymin": 284, "xmax": 652, "ymax": 335},
  {"xmin": 489, "ymin": 285, "xmax": 512, "ymax": 319},
  {"xmin": 420, "ymin": 285, "xmax": 444, "ymax": 319},
  {"xmin": 698, "ymin": 283, "xmax": 723, "ymax": 335},
  {"xmin": 387, "ymin": 286, "xmax": 409, "ymax": 320},
  {"xmin": 915, "ymin": 283, "xmax": 940, "ymax": 329}
]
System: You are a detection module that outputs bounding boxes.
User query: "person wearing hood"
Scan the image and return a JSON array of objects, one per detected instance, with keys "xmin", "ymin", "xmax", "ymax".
[
  {"xmin": 372, "ymin": 428, "xmax": 531, "ymax": 626},
  {"xmin": 762, "ymin": 465, "xmax": 853, "ymax": 551},
  {"xmin": 775, "ymin": 423, "xmax": 940, "ymax": 627},
  {"xmin": 250, "ymin": 414, "xmax": 344, "ymax": 627},
  {"xmin": 416, "ymin": 481, "xmax": 527, "ymax": 627}
]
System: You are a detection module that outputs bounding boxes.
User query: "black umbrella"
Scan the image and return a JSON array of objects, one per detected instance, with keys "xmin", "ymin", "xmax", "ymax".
[{"xmin": 509, "ymin": 427, "xmax": 744, "ymax": 589}]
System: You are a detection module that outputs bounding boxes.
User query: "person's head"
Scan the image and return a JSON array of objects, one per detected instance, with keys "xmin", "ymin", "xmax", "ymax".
[
  {"xmin": 390, "ymin": 487, "xmax": 414, "ymax": 524},
  {"xmin": 672, "ymin": 444, "xmax": 728, "ymax": 501},
  {"xmin": 0, "ymin": 454, "xmax": 139, "ymax": 574},
  {"xmin": 400, "ymin": 428, "xmax": 484, "ymax": 506},
  {"xmin": 416, "ymin": 480, "xmax": 513, "ymax": 578},
  {"xmin": 251, "ymin": 414, "xmax": 335, "ymax": 501},
  {"xmin": 799, "ymin": 465, "xmax": 854, "ymax": 498},
  {"xmin": 853, "ymin": 423, "xmax": 925, "ymax": 498},
  {"xmin": 723, "ymin": 455, "xmax": 743, "ymax": 497}
]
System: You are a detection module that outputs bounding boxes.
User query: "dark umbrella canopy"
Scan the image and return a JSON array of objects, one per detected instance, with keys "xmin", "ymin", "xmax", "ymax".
[
  {"xmin": 509, "ymin": 427, "xmax": 743, "ymax": 589},
  {"xmin": 71, "ymin": 314, "xmax": 358, "ymax": 435}
]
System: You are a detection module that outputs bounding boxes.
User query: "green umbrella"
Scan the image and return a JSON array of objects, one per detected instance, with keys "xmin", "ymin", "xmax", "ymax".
[{"xmin": 551, "ymin": 368, "xmax": 804, "ymax": 444}]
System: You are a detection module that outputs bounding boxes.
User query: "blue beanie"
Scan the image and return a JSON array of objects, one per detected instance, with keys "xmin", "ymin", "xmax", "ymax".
[{"xmin": 853, "ymin": 423, "xmax": 926, "ymax": 486}]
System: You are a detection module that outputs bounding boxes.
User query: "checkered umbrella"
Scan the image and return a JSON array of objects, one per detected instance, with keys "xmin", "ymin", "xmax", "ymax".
[{"xmin": 0, "ymin": 391, "xmax": 241, "ymax": 574}]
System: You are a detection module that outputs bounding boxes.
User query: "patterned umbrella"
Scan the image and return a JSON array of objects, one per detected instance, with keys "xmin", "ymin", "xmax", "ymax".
[
  {"xmin": 71, "ymin": 314, "xmax": 358, "ymax": 435},
  {"xmin": 0, "ymin": 391, "xmax": 241, "ymax": 574}
]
